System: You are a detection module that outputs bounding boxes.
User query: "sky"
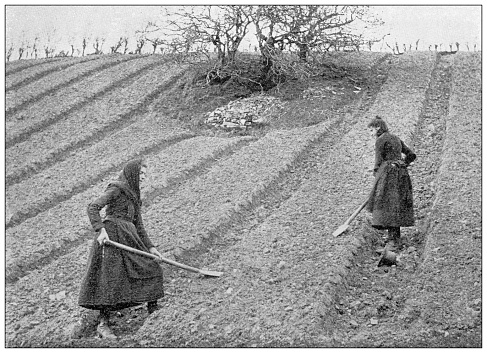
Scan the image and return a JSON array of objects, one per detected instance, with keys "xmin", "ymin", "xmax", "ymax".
[
  {"xmin": 3, "ymin": 4, "xmax": 483, "ymax": 57},
  {"xmin": 377, "ymin": 5, "xmax": 481, "ymax": 50}
]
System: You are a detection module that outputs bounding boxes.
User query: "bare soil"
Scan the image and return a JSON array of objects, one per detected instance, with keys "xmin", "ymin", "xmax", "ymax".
[{"xmin": 5, "ymin": 52, "xmax": 481, "ymax": 348}]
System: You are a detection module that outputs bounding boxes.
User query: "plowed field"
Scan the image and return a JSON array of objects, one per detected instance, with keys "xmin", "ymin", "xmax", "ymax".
[{"xmin": 4, "ymin": 51, "xmax": 481, "ymax": 348}]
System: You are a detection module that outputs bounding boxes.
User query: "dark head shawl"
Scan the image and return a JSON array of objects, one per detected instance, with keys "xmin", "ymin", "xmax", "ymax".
[{"xmin": 114, "ymin": 158, "xmax": 145, "ymax": 208}]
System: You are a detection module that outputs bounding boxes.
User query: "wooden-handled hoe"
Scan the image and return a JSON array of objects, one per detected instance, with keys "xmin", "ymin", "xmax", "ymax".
[
  {"xmin": 104, "ymin": 239, "xmax": 223, "ymax": 277},
  {"xmin": 332, "ymin": 199, "xmax": 369, "ymax": 237}
]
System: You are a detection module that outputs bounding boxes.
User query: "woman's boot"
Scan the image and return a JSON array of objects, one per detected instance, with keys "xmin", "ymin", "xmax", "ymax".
[
  {"xmin": 386, "ymin": 227, "xmax": 401, "ymax": 250},
  {"xmin": 147, "ymin": 300, "xmax": 159, "ymax": 314},
  {"xmin": 97, "ymin": 309, "xmax": 117, "ymax": 340}
]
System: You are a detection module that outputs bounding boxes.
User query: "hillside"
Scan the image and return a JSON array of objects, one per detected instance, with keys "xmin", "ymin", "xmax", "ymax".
[{"xmin": 4, "ymin": 51, "xmax": 481, "ymax": 348}]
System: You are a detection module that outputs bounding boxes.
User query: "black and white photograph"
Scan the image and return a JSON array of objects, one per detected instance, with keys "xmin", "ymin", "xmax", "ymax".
[{"xmin": 4, "ymin": 3, "xmax": 482, "ymax": 348}]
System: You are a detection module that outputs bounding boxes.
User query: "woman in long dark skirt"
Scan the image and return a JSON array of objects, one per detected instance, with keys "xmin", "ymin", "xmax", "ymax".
[
  {"xmin": 79, "ymin": 158, "xmax": 164, "ymax": 339},
  {"xmin": 366, "ymin": 116, "xmax": 417, "ymax": 250}
]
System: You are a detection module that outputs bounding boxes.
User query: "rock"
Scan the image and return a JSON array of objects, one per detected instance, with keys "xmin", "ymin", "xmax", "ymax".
[
  {"xmin": 49, "ymin": 290, "xmax": 66, "ymax": 301},
  {"xmin": 204, "ymin": 94, "xmax": 282, "ymax": 129},
  {"xmin": 466, "ymin": 307, "xmax": 481, "ymax": 318},
  {"xmin": 222, "ymin": 121, "xmax": 240, "ymax": 128},
  {"xmin": 370, "ymin": 318, "xmax": 379, "ymax": 325},
  {"xmin": 350, "ymin": 300, "xmax": 361, "ymax": 308},
  {"xmin": 350, "ymin": 320, "xmax": 359, "ymax": 327},
  {"xmin": 285, "ymin": 306, "xmax": 293, "ymax": 312},
  {"xmin": 277, "ymin": 261, "xmax": 286, "ymax": 269},
  {"xmin": 226, "ymin": 287, "xmax": 233, "ymax": 295},
  {"xmin": 67, "ymin": 321, "xmax": 84, "ymax": 339}
]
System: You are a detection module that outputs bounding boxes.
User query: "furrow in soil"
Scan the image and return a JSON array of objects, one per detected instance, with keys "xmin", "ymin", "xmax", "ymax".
[
  {"xmin": 4, "ymin": 119, "xmax": 337, "ymax": 346},
  {"xmin": 6, "ymin": 55, "xmax": 100, "ymax": 92},
  {"xmin": 6, "ymin": 55, "xmax": 168, "ymax": 150},
  {"xmin": 5, "ymin": 54, "xmax": 138, "ymax": 116},
  {"xmin": 6, "ymin": 65, "xmax": 186, "ymax": 185},
  {"xmin": 128, "ymin": 53, "xmax": 434, "ymax": 348},
  {"xmin": 6, "ymin": 57, "xmax": 64, "ymax": 76},
  {"xmin": 6, "ymin": 123, "xmax": 194, "ymax": 229},
  {"xmin": 6, "ymin": 136, "xmax": 254, "ymax": 284},
  {"xmin": 329, "ymin": 53, "xmax": 478, "ymax": 348}
]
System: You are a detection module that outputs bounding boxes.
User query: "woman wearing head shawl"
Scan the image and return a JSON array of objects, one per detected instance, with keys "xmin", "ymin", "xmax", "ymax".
[
  {"xmin": 79, "ymin": 158, "xmax": 164, "ymax": 339},
  {"xmin": 366, "ymin": 116, "xmax": 417, "ymax": 252}
]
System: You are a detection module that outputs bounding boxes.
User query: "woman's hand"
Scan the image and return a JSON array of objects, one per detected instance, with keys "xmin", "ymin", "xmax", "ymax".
[
  {"xmin": 149, "ymin": 247, "xmax": 163, "ymax": 259},
  {"xmin": 97, "ymin": 228, "xmax": 109, "ymax": 245}
]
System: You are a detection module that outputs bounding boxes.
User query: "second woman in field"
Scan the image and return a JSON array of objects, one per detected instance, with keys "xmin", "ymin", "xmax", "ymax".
[{"xmin": 366, "ymin": 116, "xmax": 417, "ymax": 251}]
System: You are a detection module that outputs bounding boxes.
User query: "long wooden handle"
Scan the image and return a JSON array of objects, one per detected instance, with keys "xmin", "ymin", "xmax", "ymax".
[
  {"xmin": 104, "ymin": 239, "xmax": 201, "ymax": 274},
  {"xmin": 344, "ymin": 199, "xmax": 369, "ymax": 225}
]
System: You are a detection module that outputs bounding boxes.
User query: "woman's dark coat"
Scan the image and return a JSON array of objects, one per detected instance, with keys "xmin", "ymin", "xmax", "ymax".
[
  {"xmin": 366, "ymin": 131, "xmax": 416, "ymax": 229},
  {"xmin": 78, "ymin": 181, "xmax": 164, "ymax": 311}
]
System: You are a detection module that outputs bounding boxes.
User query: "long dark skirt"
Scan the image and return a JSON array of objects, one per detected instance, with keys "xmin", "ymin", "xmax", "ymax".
[
  {"xmin": 78, "ymin": 219, "xmax": 164, "ymax": 311},
  {"xmin": 366, "ymin": 161, "xmax": 414, "ymax": 229}
]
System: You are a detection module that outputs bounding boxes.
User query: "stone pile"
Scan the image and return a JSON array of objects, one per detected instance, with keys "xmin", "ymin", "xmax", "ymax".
[{"xmin": 205, "ymin": 94, "xmax": 283, "ymax": 130}]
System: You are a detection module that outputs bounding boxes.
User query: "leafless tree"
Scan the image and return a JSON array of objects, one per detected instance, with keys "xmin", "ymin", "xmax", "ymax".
[
  {"xmin": 147, "ymin": 5, "xmax": 384, "ymax": 88},
  {"xmin": 252, "ymin": 6, "xmax": 381, "ymax": 62},
  {"xmin": 385, "ymin": 42, "xmax": 395, "ymax": 54},
  {"xmin": 123, "ymin": 37, "xmax": 129, "ymax": 54},
  {"xmin": 134, "ymin": 37, "xmax": 145, "ymax": 55},
  {"xmin": 82, "ymin": 37, "xmax": 88, "ymax": 56},
  {"xmin": 147, "ymin": 37, "xmax": 165, "ymax": 54},
  {"xmin": 17, "ymin": 34, "xmax": 28, "ymax": 60},
  {"xmin": 455, "ymin": 42, "xmax": 460, "ymax": 51},
  {"xmin": 136, "ymin": 24, "xmax": 165, "ymax": 54},
  {"xmin": 152, "ymin": 6, "xmax": 253, "ymax": 65},
  {"xmin": 92, "ymin": 37, "xmax": 105, "ymax": 55},
  {"xmin": 66, "ymin": 36, "xmax": 76, "ymax": 57},
  {"xmin": 31, "ymin": 35, "xmax": 40, "ymax": 59},
  {"xmin": 43, "ymin": 27, "xmax": 58, "ymax": 58},
  {"xmin": 415, "ymin": 39, "xmax": 420, "ymax": 51},
  {"xmin": 18, "ymin": 45, "xmax": 25, "ymax": 60},
  {"xmin": 55, "ymin": 50, "xmax": 69, "ymax": 57},
  {"xmin": 6, "ymin": 43, "xmax": 14, "ymax": 62},
  {"xmin": 110, "ymin": 37, "xmax": 125, "ymax": 54},
  {"xmin": 44, "ymin": 46, "xmax": 55, "ymax": 58}
]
